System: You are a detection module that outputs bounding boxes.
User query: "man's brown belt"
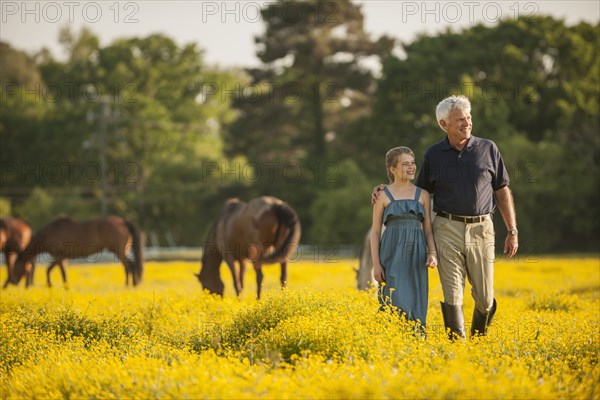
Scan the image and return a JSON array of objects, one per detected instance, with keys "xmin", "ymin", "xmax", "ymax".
[{"xmin": 436, "ymin": 211, "xmax": 491, "ymax": 224}]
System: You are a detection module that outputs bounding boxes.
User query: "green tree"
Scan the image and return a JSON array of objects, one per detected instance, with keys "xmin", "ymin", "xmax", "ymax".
[
  {"xmin": 308, "ymin": 158, "xmax": 372, "ymax": 244},
  {"xmin": 228, "ymin": 0, "xmax": 392, "ymax": 162},
  {"xmin": 1, "ymin": 30, "xmax": 245, "ymax": 245},
  {"xmin": 0, "ymin": 197, "xmax": 11, "ymax": 217},
  {"xmin": 0, "ymin": 41, "xmax": 41, "ymax": 85},
  {"xmin": 224, "ymin": 0, "xmax": 392, "ymax": 241}
]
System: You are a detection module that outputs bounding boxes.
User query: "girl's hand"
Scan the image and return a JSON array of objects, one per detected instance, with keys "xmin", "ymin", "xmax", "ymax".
[
  {"xmin": 373, "ymin": 264, "xmax": 386, "ymax": 283},
  {"xmin": 426, "ymin": 254, "xmax": 437, "ymax": 269}
]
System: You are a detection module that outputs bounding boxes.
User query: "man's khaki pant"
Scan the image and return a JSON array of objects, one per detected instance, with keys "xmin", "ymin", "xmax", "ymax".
[{"xmin": 433, "ymin": 215, "xmax": 496, "ymax": 313}]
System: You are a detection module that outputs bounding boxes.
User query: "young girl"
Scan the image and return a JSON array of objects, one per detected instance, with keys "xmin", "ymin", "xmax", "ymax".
[{"xmin": 371, "ymin": 146, "xmax": 437, "ymax": 327}]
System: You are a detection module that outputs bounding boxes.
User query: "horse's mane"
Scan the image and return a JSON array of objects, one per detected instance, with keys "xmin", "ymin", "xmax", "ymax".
[
  {"xmin": 33, "ymin": 215, "xmax": 72, "ymax": 237},
  {"xmin": 201, "ymin": 199, "xmax": 245, "ymax": 263},
  {"xmin": 49, "ymin": 215, "xmax": 75, "ymax": 225}
]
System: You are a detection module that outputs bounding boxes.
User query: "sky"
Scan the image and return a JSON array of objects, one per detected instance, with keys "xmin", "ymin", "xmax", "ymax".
[{"xmin": 1, "ymin": 0, "xmax": 599, "ymax": 68}]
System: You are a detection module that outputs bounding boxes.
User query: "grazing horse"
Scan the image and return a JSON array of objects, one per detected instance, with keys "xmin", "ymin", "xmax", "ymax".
[
  {"xmin": 356, "ymin": 226, "xmax": 376, "ymax": 291},
  {"xmin": 8, "ymin": 215, "xmax": 143, "ymax": 288},
  {"xmin": 196, "ymin": 196, "xmax": 301, "ymax": 299},
  {"xmin": 1, "ymin": 217, "xmax": 34, "ymax": 288}
]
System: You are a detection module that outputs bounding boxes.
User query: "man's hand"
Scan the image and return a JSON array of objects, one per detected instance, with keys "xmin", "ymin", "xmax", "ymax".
[
  {"xmin": 371, "ymin": 184, "xmax": 386, "ymax": 205},
  {"xmin": 504, "ymin": 234, "xmax": 518, "ymax": 259},
  {"xmin": 495, "ymin": 186, "xmax": 518, "ymax": 259}
]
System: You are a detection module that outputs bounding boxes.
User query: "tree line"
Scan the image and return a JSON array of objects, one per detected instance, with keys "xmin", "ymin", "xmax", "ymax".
[{"xmin": 1, "ymin": 0, "xmax": 598, "ymax": 253}]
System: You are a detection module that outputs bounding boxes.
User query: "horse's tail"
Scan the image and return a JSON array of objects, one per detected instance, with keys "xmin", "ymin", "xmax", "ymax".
[
  {"xmin": 125, "ymin": 220, "xmax": 144, "ymax": 285},
  {"xmin": 261, "ymin": 202, "xmax": 301, "ymax": 264}
]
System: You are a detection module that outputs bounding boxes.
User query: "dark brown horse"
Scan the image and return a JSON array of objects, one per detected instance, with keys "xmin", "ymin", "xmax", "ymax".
[
  {"xmin": 1, "ymin": 217, "xmax": 34, "ymax": 288},
  {"xmin": 8, "ymin": 215, "xmax": 143, "ymax": 288},
  {"xmin": 196, "ymin": 196, "xmax": 301, "ymax": 299}
]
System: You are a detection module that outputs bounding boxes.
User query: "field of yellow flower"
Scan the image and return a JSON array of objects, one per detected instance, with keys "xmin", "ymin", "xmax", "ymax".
[{"xmin": 1, "ymin": 255, "xmax": 598, "ymax": 399}]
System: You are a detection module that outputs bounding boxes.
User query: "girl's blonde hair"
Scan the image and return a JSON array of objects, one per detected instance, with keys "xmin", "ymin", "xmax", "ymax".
[{"xmin": 385, "ymin": 146, "xmax": 415, "ymax": 183}]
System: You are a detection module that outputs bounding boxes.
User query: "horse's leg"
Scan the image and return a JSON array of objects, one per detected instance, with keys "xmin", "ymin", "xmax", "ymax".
[
  {"xmin": 46, "ymin": 261, "xmax": 58, "ymax": 287},
  {"xmin": 122, "ymin": 258, "xmax": 130, "ymax": 286},
  {"xmin": 224, "ymin": 256, "xmax": 240, "ymax": 296},
  {"xmin": 27, "ymin": 261, "xmax": 36, "ymax": 287},
  {"xmin": 2, "ymin": 251, "xmax": 14, "ymax": 288},
  {"xmin": 57, "ymin": 259, "xmax": 69, "ymax": 289},
  {"xmin": 253, "ymin": 261, "xmax": 264, "ymax": 300},
  {"xmin": 116, "ymin": 252, "xmax": 132, "ymax": 287},
  {"xmin": 280, "ymin": 261, "xmax": 288, "ymax": 288},
  {"xmin": 238, "ymin": 259, "xmax": 247, "ymax": 291}
]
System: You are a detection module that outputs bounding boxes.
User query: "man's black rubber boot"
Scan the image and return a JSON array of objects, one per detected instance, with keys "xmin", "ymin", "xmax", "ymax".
[
  {"xmin": 440, "ymin": 301, "xmax": 466, "ymax": 340},
  {"xmin": 470, "ymin": 298, "xmax": 498, "ymax": 337}
]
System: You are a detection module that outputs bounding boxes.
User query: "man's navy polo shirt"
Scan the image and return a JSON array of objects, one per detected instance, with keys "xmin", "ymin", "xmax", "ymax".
[{"xmin": 415, "ymin": 135, "xmax": 510, "ymax": 216}]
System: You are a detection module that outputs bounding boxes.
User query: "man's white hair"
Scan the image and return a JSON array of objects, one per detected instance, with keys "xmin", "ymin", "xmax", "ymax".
[{"xmin": 436, "ymin": 95, "xmax": 471, "ymax": 129}]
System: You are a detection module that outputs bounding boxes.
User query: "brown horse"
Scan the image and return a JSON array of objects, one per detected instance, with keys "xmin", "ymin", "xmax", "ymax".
[
  {"xmin": 8, "ymin": 215, "xmax": 143, "ymax": 288},
  {"xmin": 196, "ymin": 196, "xmax": 301, "ymax": 299},
  {"xmin": 1, "ymin": 217, "xmax": 34, "ymax": 288}
]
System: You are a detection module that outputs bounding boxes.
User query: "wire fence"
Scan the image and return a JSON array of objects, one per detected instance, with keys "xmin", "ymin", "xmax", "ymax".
[{"xmin": 1, "ymin": 245, "xmax": 362, "ymax": 265}]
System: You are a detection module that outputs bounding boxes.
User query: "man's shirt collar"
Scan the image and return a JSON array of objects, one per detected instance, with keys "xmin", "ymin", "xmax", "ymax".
[{"xmin": 442, "ymin": 135, "xmax": 479, "ymax": 151}]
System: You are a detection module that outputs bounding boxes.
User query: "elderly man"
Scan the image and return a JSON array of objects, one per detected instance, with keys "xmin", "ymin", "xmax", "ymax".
[{"xmin": 373, "ymin": 95, "xmax": 518, "ymax": 339}]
